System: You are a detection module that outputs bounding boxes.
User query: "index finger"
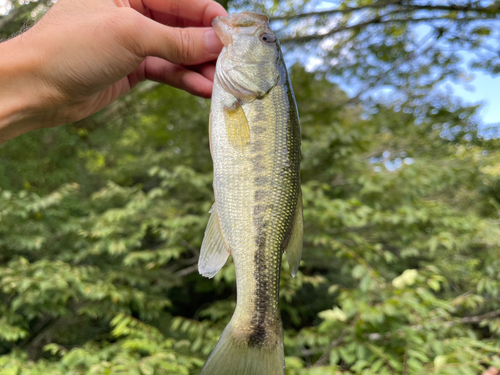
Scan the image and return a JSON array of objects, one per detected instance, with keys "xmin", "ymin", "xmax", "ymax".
[{"xmin": 141, "ymin": 0, "xmax": 228, "ymax": 27}]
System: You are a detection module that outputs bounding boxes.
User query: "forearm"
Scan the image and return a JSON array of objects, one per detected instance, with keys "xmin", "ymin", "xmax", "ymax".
[{"xmin": 0, "ymin": 34, "xmax": 63, "ymax": 143}]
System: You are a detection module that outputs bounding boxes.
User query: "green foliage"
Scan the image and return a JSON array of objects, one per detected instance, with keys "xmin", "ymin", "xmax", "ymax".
[
  {"xmin": 1, "ymin": 64, "xmax": 499, "ymax": 373},
  {"xmin": 2, "ymin": 1, "xmax": 500, "ymax": 374}
]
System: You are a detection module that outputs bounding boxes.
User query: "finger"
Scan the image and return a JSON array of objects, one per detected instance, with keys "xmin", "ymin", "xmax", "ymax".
[
  {"xmin": 150, "ymin": 11, "xmax": 204, "ymax": 28},
  {"xmin": 139, "ymin": 57, "xmax": 215, "ymax": 98},
  {"xmin": 128, "ymin": 0, "xmax": 148, "ymax": 15},
  {"xmin": 188, "ymin": 62, "xmax": 217, "ymax": 82},
  {"xmin": 137, "ymin": 20, "xmax": 223, "ymax": 65},
  {"xmin": 141, "ymin": 0, "xmax": 228, "ymax": 27},
  {"xmin": 127, "ymin": 59, "xmax": 217, "ymax": 89}
]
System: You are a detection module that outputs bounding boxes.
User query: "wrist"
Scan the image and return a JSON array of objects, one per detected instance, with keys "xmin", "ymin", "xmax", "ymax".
[{"xmin": 0, "ymin": 34, "xmax": 63, "ymax": 142}]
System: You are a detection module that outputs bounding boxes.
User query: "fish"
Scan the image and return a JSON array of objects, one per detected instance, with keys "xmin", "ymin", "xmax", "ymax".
[{"xmin": 197, "ymin": 12, "xmax": 303, "ymax": 375}]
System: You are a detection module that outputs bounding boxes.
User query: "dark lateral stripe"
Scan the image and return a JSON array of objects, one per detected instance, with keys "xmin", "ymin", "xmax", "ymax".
[
  {"xmin": 249, "ymin": 231, "xmax": 270, "ymax": 346},
  {"xmin": 253, "ymin": 216, "xmax": 265, "ymax": 232},
  {"xmin": 254, "ymin": 190, "xmax": 268, "ymax": 202},
  {"xmin": 252, "ymin": 161, "xmax": 265, "ymax": 171},
  {"xmin": 246, "ymin": 75, "xmax": 301, "ymax": 348},
  {"xmin": 251, "ymin": 140, "xmax": 263, "ymax": 152},
  {"xmin": 253, "ymin": 125, "xmax": 267, "ymax": 134},
  {"xmin": 254, "ymin": 176, "xmax": 270, "ymax": 185},
  {"xmin": 253, "ymin": 204, "xmax": 267, "ymax": 216}
]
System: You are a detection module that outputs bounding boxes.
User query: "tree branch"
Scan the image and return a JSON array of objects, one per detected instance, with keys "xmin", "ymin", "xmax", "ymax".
[
  {"xmin": 302, "ymin": 308, "xmax": 500, "ymax": 365},
  {"xmin": 407, "ymin": 3, "xmax": 500, "ymax": 13},
  {"xmin": 175, "ymin": 263, "xmax": 199, "ymax": 277},
  {"xmin": 330, "ymin": 26, "xmax": 439, "ymax": 108},
  {"xmin": 414, "ymin": 308, "xmax": 500, "ymax": 330},
  {"xmin": 270, "ymin": 0, "xmax": 402, "ymax": 21},
  {"xmin": 456, "ymin": 308, "xmax": 500, "ymax": 325},
  {"xmin": 280, "ymin": 14, "xmax": 388, "ymax": 43},
  {"xmin": 280, "ymin": 14, "xmax": 499, "ymax": 43},
  {"xmin": 368, "ymin": 309, "xmax": 500, "ymax": 341},
  {"xmin": 271, "ymin": 1, "xmax": 500, "ymax": 22},
  {"xmin": 313, "ymin": 316, "xmax": 359, "ymax": 367}
]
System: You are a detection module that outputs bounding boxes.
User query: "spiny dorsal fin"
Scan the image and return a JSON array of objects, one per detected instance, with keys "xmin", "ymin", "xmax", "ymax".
[
  {"xmin": 198, "ymin": 204, "xmax": 230, "ymax": 278},
  {"xmin": 284, "ymin": 189, "xmax": 303, "ymax": 277},
  {"xmin": 224, "ymin": 100, "xmax": 250, "ymax": 148}
]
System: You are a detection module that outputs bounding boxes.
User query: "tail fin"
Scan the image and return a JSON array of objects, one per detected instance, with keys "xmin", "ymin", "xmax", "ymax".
[{"xmin": 200, "ymin": 322, "xmax": 285, "ymax": 375}]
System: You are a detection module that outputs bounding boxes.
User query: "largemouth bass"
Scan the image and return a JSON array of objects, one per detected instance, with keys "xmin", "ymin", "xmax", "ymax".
[{"xmin": 198, "ymin": 12, "xmax": 302, "ymax": 375}]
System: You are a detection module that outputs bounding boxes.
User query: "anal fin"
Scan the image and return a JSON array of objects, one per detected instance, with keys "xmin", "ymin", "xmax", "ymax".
[
  {"xmin": 198, "ymin": 204, "xmax": 230, "ymax": 278},
  {"xmin": 284, "ymin": 189, "xmax": 303, "ymax": 278}
]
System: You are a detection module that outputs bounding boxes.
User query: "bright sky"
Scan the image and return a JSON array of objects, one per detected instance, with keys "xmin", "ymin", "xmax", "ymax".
[
  {"xmin": 442, "ymin": 72, "xmax": 500, "ymax": 126},
  {"xmin": 310, "ymin": 1, "xmax": 500, "ymax": 127},
  {"xmin": 0, "ymin": 0, "xmax": 12, "ymax": 16}
]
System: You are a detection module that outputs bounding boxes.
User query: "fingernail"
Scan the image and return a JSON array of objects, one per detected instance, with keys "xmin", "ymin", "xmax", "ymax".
[{"xmin": 205, "ymin": 29, "xmax": 223, "ymax": 54}]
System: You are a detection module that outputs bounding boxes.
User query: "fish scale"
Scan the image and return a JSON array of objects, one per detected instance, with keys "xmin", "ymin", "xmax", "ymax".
[
  {"xmin": 198, "ymin": 12, "xmax": 302, "ymax": 375},
  {"xmin": 213, "ymin": 82, "xmax": 298, "ymax": 342}
]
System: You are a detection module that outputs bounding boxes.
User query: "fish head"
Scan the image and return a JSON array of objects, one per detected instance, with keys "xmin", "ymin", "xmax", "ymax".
[{"xmin": 212, "ymin": 12, "xmax": 284, "ymax": 101}]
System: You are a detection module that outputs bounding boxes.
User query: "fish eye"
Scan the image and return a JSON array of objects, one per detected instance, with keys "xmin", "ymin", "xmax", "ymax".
[{"xmin": 260, "ymin": 33, "xmax": 276, "ymax": 43}]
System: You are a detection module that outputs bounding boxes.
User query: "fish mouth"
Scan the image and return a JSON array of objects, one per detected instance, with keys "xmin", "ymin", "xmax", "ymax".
[{"xmin": 212, "ymin": 12, "xmax": 270, "ymax": 47}]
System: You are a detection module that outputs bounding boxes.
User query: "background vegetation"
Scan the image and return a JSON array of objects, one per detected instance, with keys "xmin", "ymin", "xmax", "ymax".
[{"xmin": 1, "ymin": 0, "xmax": 500, "ymax": 374}]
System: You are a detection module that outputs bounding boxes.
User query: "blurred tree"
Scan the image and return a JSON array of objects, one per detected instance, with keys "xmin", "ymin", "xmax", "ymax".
[
  {"xmin": 1, "ymin": 1, "xmax": 500, "ymax": 375},
  {"xmin": 3, "ymin": 0, "xmax": 500, "ymax": 105},
  {"xmin": 247, "ymin": 0, "xmax": 500, "ymax": 112}
]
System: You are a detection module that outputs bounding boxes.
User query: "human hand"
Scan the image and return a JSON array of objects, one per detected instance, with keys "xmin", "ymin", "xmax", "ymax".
[{"xmin": 0, "ymin": 0, "xmax": 227, "ymax": 141}]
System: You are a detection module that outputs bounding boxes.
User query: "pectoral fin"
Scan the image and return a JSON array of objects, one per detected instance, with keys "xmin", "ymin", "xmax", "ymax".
[
  {"xmin": 198, "ymin": 205, "xmax": 230, "ymax": 278},
  {"xmin": 224, "ymin": 100, "xmax": 250, "ymax": 148},
  {"xmin": 284, "ymin": 190, "xmax": 303, "ymax": 278}
]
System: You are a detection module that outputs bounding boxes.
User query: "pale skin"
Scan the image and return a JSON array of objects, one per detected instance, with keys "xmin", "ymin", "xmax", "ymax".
[{"xmin": 0, "ymin": 0, "xmax": 228, "ymax": 143}]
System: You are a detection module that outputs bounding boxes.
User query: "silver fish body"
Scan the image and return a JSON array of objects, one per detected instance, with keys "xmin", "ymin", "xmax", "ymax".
[{"xmin": 198, "ymin": 12, "xmax": 303, "ymax": 375}]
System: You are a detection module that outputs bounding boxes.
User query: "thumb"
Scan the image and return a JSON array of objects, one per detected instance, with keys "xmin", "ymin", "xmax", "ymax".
[{"xmin": 138, "ymin": 18, "xmax": 224, "ymax": 65}]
